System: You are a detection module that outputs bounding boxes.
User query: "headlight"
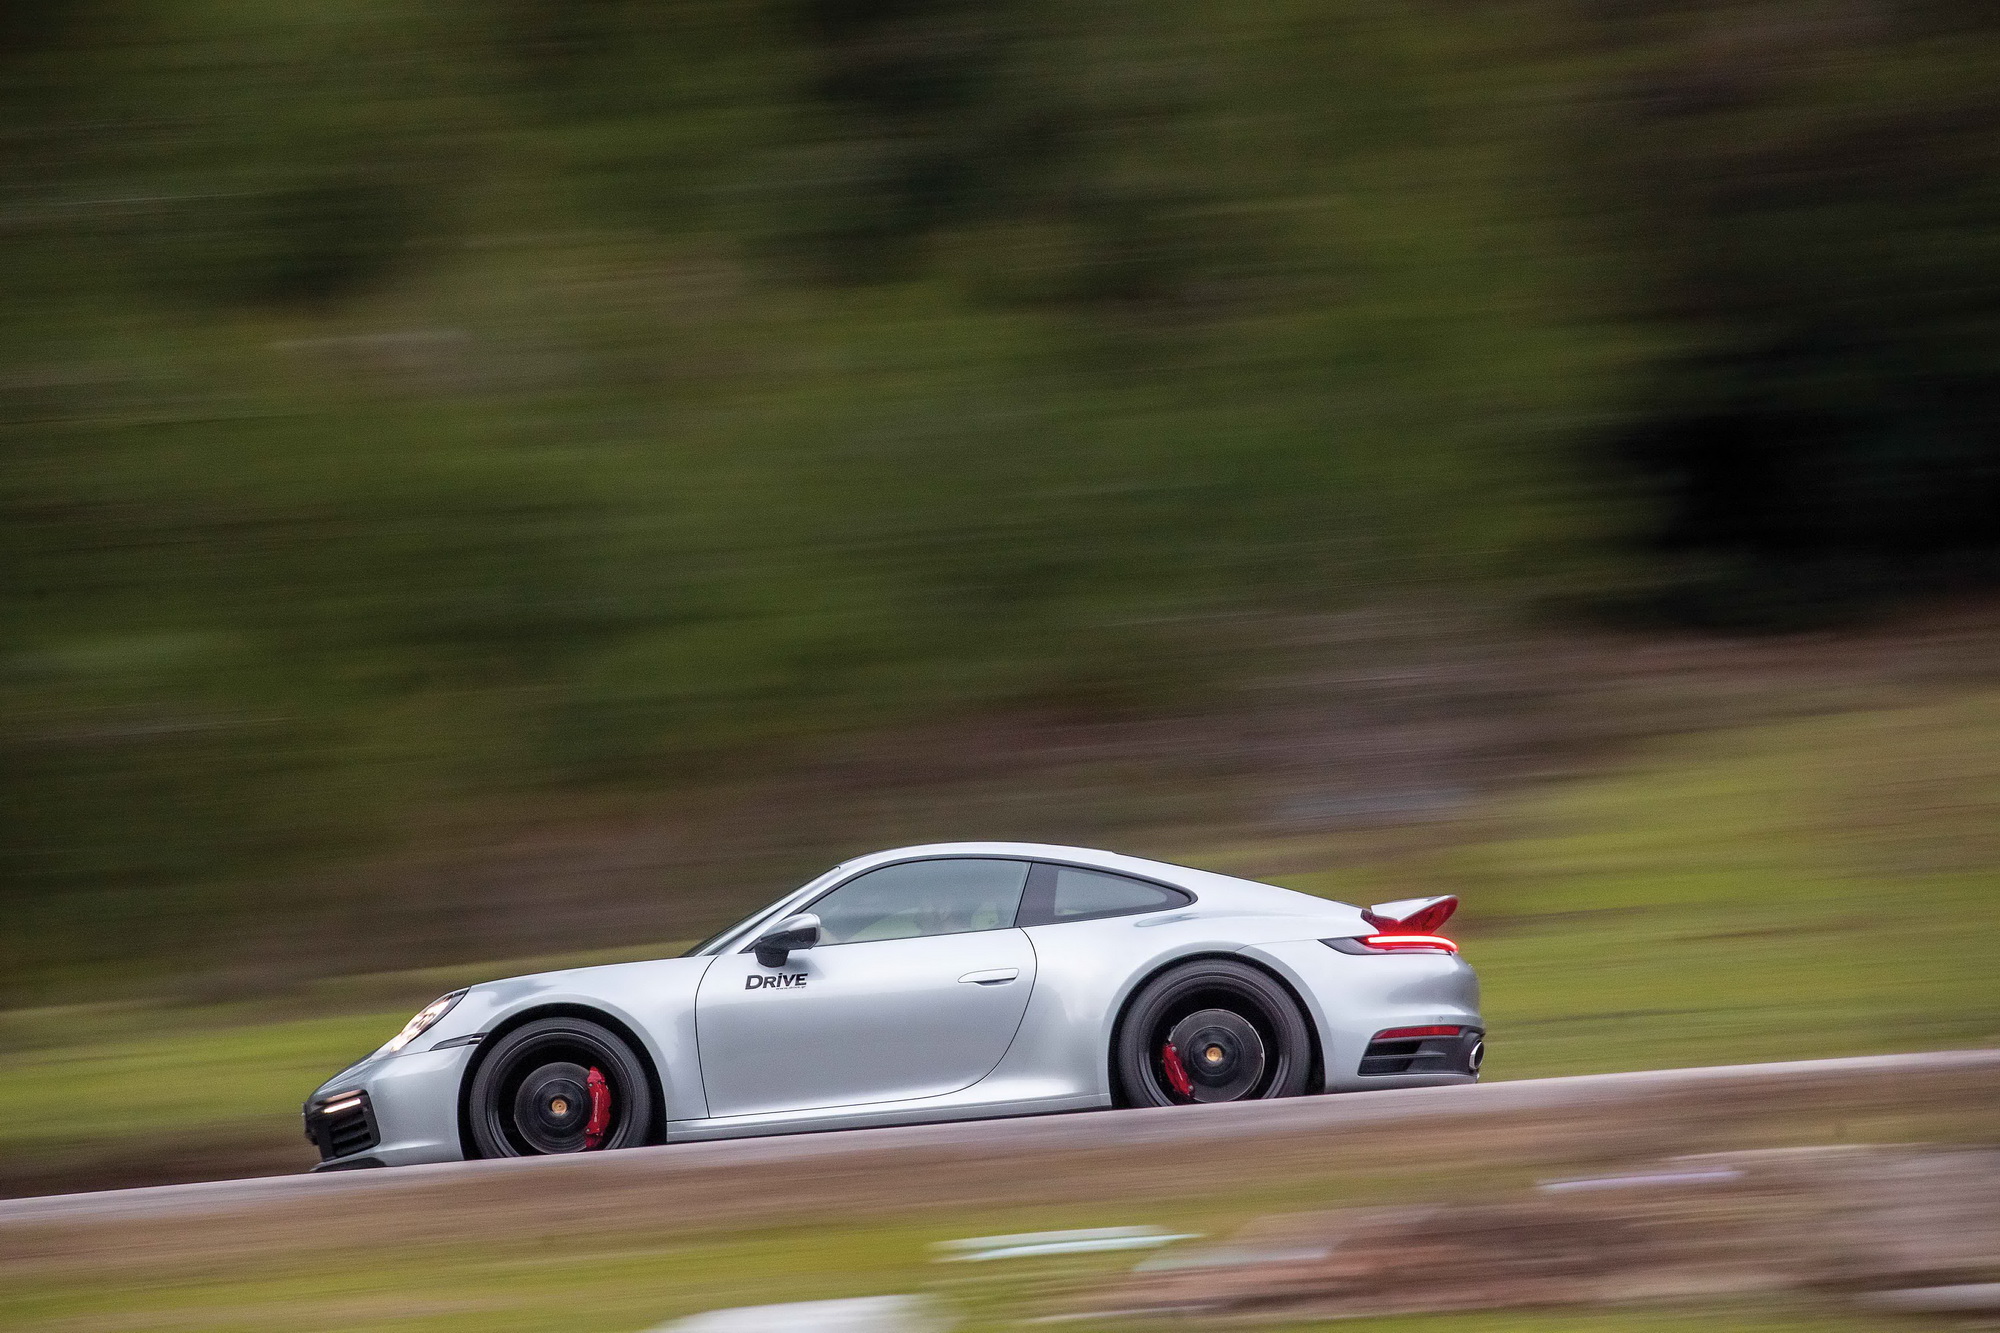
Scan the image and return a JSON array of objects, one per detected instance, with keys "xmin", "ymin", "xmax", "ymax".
[{"xmin": 385, "ymin": 989, "xmax": 466, "ymax": 1053}]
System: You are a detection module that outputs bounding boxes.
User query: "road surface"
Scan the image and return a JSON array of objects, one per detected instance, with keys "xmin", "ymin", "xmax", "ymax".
[{"xmin": 4, "ymin": 1048, "xmax": 1995, "ymax": 1227}]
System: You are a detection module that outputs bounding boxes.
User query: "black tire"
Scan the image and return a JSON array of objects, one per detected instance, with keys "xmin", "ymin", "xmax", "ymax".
[
  {"xmin": 468, "ymin": 1016, "xmax": 655, "ymax": 1158},
  {"xmin": 1113, "ymin": 959, "xmax": 1314, "ymax": 1107}
]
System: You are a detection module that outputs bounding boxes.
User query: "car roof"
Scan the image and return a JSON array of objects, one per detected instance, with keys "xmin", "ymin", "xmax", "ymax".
[{"xmin": 825, "ymin": 841, "xmax": 1337, "ymax": 906}]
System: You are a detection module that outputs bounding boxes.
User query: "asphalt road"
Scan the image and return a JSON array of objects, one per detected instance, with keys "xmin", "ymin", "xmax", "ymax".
[{"xmin": 5, "ymin": 1047, "xmax": 1996, "ymax": 1228}]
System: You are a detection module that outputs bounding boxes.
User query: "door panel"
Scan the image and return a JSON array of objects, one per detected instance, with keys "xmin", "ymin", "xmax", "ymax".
[{"xmin": 694, "ymin": 929, "xmax": 1037, "ymax": 1118}]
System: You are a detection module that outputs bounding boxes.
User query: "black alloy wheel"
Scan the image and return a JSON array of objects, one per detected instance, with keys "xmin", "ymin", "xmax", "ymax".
[
  {"xmin": 1114, "ymin": 959, "xmax": 1313, "ymax": 1107},
  {"xmin": 468, "ymin": 1017, "xmax": 654, "ymax": 1158}
]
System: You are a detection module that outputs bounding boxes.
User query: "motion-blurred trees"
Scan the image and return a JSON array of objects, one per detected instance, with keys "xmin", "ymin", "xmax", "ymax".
[
  {"xmin": 1589, "ymin": 0, "xmax": 2000, "ymax": 619},
  {"xmin": 5, "ymin": 0, "xmax": 2000, "ymax": 994}
]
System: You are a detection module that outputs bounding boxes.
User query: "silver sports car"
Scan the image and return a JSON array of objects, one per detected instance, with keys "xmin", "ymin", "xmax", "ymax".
[{"xmin": 303, "ymin": 842, "xmax": 1482, "ymax": 1168}]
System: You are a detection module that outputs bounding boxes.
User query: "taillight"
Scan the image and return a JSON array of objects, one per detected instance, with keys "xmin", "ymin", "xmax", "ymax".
[
  {"xmin": 1365, "ymin": 933, "xmax": 1457, "ymax": 952},
  {"xmin": 1321, "ymin": 933, "xmax": 1459, "ymax": 955}
]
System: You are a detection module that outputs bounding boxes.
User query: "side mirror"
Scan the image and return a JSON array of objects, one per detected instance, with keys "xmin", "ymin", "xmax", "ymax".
[{"xmin": 753, "ymin": 913, "xmax": 821, "ymax": 968}]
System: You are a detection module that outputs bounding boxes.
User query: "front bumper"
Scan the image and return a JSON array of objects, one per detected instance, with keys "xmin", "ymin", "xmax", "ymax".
[{"xmin": 303, "ymin": 1043, "xmax": 478, "ymax": 1170}]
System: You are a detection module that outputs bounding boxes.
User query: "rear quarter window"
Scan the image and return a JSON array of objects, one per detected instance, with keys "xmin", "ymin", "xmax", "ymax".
[{"xmin": 1028, "ymin": 864, "xmax": 1192, "ymax": 924}]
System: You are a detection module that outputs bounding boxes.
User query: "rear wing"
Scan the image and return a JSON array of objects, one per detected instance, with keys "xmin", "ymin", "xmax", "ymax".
[{"xmin": 1360, "ymin": 895, "xmax": 1457, "ymax": 935}]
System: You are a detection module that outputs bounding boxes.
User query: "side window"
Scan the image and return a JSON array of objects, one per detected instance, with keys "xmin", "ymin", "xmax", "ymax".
[
  {"xmin": 1045, "ymin": 865, "xmax": 1190, "ymax": 923},
  {"xmin": 807, "ymin": 858, "xmax": 1031, "ymax": 945}
]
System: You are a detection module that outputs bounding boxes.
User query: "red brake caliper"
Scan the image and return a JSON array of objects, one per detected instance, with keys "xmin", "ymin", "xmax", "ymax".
[
  {"xmin": 583, "ymin": 1067, "xmax": 612, "ymax": 1149},
  {"xmin": 1160, "ymin": 1042, "xmax": 1194, "ymax": 1099}
]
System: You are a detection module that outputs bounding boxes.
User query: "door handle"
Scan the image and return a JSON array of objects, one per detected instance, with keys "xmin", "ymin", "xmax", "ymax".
[{"xmin": 958, "ymin": 968, "xmax": 1020, "ymax": 986}]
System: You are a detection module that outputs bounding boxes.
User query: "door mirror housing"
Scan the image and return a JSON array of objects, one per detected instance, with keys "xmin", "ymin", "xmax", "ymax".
[{"xmin": 753, "ymin": 913, "xmax": 821, "ymax": 968}]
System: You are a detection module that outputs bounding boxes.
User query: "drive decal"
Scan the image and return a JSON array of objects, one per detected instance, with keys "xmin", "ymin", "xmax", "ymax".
[{"xmin": 745, "ymin": 973, "xmax": 808, "ymax": 990}]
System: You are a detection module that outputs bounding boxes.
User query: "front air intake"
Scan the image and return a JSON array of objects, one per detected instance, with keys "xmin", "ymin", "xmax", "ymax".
[{"xmin": 304, "ymin": 1089, "xmax": 380, "ymax": 1162}]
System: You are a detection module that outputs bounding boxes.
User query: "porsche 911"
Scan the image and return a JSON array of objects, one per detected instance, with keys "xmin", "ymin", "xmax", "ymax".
[{"xmin": 303, "ymin": 842, "xmax": 1482, "ymax": 1168}]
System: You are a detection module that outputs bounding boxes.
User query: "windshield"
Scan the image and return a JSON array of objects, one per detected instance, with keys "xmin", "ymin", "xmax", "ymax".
[
  {"xmin": 677, "ymin": 860, "xmax": 859, "ymax": 956},
  {"xmin": 681, "ymin": 904, "xmax": 776, "ymax": 958}
]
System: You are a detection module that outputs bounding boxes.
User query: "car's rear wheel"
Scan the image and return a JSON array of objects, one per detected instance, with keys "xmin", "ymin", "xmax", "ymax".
[
  {"xmin": 468, "ymin": 1017, "xmax": 654, "ymax": 1157},
  {"xmin": 1114, "ymin": 959, "xmax": 1314, "ymax": 1107}
]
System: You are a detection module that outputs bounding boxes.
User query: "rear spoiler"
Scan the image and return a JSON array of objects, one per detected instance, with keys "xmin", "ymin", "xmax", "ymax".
[{"xmin": 1361, "ymin": 895, "xmax": 1458, "ymax": 935}]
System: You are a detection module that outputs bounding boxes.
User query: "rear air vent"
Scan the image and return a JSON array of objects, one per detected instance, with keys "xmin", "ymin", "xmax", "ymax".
[{"xmin": 1358, "ymin": 1026, "xmax": 1483, "ymax": 1077}]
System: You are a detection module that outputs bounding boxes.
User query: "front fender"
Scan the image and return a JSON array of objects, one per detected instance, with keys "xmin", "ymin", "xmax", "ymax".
[{"xmin": 436, "ymin": 956, "xmax": 714, "ymax": 1122}]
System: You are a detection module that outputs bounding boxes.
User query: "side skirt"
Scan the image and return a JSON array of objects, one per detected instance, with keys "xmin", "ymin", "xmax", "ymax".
[{"xmin": 666, "ymin": 1093, "xmax": 1105, "ymax": 1143}]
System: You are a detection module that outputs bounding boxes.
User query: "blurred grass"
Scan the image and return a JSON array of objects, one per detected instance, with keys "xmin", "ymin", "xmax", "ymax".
[
  {"xmin": 1273, "ymin": 689, "xmax": 2000, "ymax": 1077},
  {"xmin": 4, "ymin": 688, "xmax": 1994, "ymax": 1192},
  {"xmin": 0, "ymin": 1007, "xmax": 399, "ymax": 1153},
  {"xmin": 1, "ymin": 1209, "xmax": 1930, "ymax": 1333}
]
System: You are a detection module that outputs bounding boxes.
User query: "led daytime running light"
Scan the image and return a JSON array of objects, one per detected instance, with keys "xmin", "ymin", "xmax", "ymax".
[{"xmin": 385, "ymin": 989, "xmax": 466, "ymax": 1053}]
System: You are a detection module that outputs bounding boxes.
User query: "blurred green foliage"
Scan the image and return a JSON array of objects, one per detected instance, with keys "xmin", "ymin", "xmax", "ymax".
[
  {"xmin": 1599, "ymin": 0, "xmax": 2000, "ymax": 621},
  {"xmin": 3, "ymin": 0, "xmax": 1997, "ymax": 995}
]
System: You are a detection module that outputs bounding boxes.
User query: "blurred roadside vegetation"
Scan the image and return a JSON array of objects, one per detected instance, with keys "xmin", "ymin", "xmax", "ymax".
[{"xmin": 5, "ymin": 0, "xmax": 2000, "ymax": 1000}]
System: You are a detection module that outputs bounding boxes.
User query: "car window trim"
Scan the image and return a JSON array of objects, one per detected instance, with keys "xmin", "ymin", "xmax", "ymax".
[
  {"xmin": 1015, "ymin": 859, "xmax": 1196, "ymax": 928},
  {"xmin": 691, "ymin": 880, "xmax": 834, "ymax": 957},
  {"xmin": 739, "ymin": 854, "xmax": 1038, "ymax": 952}
]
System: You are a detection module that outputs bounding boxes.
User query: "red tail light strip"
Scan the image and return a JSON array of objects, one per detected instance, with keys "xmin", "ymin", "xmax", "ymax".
[{"xmin": 1362, "ymin": 934, "xmax": 1458, "ymax": 953}]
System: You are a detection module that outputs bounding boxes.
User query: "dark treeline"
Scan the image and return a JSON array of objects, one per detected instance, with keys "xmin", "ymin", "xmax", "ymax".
[{"xmin": 3, "ymin": 0, "xmax": 1997, "ymax": 994}]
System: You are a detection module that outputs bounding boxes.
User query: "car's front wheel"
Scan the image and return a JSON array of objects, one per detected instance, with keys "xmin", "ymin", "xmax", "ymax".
[
  {"xmin": 1114, "ymin": 959, "xmax": 1314, "ymax": 1106},
  {"xmin": 468, "ymin": 1016, "xmax": 654, "ymax": 1157}
]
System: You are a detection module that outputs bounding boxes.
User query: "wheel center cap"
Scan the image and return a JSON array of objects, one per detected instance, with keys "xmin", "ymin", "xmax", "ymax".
[
  {"xmin": 514, "ymin": 1061, "xmax": 594, "ymax": 1148},
  {"xmin": 1164, "ymin": 1009, "xmax": 1267, "ymax": 1102}
]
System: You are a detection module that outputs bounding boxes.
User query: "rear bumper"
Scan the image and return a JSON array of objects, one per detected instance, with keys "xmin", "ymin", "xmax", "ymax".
[
  {"xmin": 1356, "ymin": 1024, "xmax": 1485, "ymax": 1078},
  {"xmin": 1240, "ymin": 938, "xmax": 1484, "ymax": 1092},
  {"xmin": 303, "ymin": 1044, "xmax": 475, "ymax": 1169}
]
